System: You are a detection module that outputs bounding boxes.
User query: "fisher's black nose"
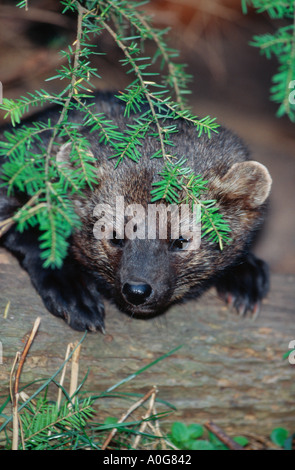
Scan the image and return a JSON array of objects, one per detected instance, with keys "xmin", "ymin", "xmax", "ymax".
[{"xmin": 122, "ymin": 282, "xmax": 152, "ymax": 305}]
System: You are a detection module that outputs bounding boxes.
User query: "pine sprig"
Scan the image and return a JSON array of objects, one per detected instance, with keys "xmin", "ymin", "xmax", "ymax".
[
  {"xmin": 0, "ymin": 92, "xmax": 64, "ymax": 126},
  {"xmin": 151, "ymin": 158, "xmax": 231, "ymax": 249},
  {"xmin": 0, "ymin": 0, "xmax": 230, "ymax": 268},
  {"xmin": 0, "ymin": 330, "xmax": 181, "ymax": 450},
  {"xmin": 36, "ymin": 191, "xmax": 81, "ymax": 269},
  {"xmin": 20, "ymin": 395, "xmax": 95, "ymax": 450},
  {"xmin": 242, "ymin": 0, "xmax": 295, "ymax": 122},
  {"xmin": 242, "ymin": 0, "xmax": 294, "ymax": 18},
  {"xmin": 99, "ymin": 13, "xmax": 223, "ymax": 246},
  {"xmin": 0, "ymin": 3, "xmax": 103, "ymax": 267},
  {"xmin": 98, "ymin": 0, "xmax": 192, "ymax": 108},
  {"xmin": 57, "ymin": 128, "xmax": 99, "ymax": 189}
]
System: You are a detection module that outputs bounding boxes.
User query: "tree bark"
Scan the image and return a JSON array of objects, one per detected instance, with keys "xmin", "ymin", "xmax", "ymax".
[{"xmin": 0, "ymin": 248, "xmax": 294, "ymax": 438}]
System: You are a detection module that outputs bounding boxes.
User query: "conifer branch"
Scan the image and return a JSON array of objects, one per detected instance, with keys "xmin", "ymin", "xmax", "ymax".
[
  {"xmin": 243, "ymin": 0, "xmax": 295, "ymax": 122},
  {"xmin": 0, "ymin": 0, "xmax": 231, "ymax": 267},
  {"xmin": 45, "ymin": 3, "xmax": 85, "ymax": 169},
  {"xmin": 101, "ymin": 0, "xmax": 190, "ymax": 107}
]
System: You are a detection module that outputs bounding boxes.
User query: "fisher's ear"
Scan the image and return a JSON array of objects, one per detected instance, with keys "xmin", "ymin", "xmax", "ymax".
[
  {"xmin": 219, "ymin": 161, "xmax": 272, "ymax": 208},
  {"xmin": 56, "ymin": 142, "xmax": 72, "ymax": 167},
  {"xmin": 56, "ymin": 142, "xmax": 104, "ymax": 178},
  {"xmin": 56, "ymin": 142, "xmax": 97, "ymax": 166}
]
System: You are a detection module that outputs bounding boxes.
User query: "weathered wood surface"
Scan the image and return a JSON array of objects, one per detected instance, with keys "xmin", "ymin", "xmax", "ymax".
[{"xmin": 0, "ymin": 247, "xmax": 294, "ymax": 437}]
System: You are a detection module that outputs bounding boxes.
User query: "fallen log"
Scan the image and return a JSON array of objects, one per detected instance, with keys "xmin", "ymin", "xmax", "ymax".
[{"xmin": 0, "ymin": 248, "xmax": 294, "ymax": 438}]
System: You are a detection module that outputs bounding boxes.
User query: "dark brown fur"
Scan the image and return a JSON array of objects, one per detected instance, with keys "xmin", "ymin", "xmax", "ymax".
[{"xmin": 0, "ymin": 92, "xmax": 272, "ymax": 331}]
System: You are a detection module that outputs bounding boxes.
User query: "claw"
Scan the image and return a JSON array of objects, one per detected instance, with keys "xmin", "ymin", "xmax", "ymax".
[
  {"xmin": 215, "ymin": 253, "xmax": 269, "ymax": 321},
  {"xmin": 237, "ymin": 302, "xmax": 247, "ymax": 317},
  {"xmin": 227, "ymin": 293, "xmax": 235, "ymax": 308},
  {"xmin": 251, "ymin": 302, "xmax": 261, "ymax": 321}
]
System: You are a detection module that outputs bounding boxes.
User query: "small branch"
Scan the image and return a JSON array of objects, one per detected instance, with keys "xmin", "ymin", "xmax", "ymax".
[
  {"xmin": 149, "ymin": 403, "xmax": 167, "ymax": 450},
  {"xmin": 101, "ymin": 386, "xmax": 158, "ymax": 450},
  {"xmin": 0, "ymin": 217, "xmax": 14, "ymax": 238},
  {"xmin": 132, "ymin": 386, "xmax": 158, "ymax": 449},
  {"xmin": 11, "ymin": 317, "xmax": 41, "ymax": 450},
  {"xmin": 0, "ymin": 188, "xmax": 44, "ymax": 239},
  {"xmin": 56, "ymin": 343, "xmax": 72, "ymax": 410},
  {"xmin": 13, "ymin": 318, "xmax": 41, "ymax": 405},
  {"xmin": 4, "ymin": 126, "xmax": 56, "ymax": 158},
  {"xmin": 45, "ymin": 3, "xmax": 86, "ymax": 210},
  {"xmin": 101, "ymin": 18, "xmax": 226, "ymax": 248},
  {"xmin": 69, "ymin": 341, "xmax": 81, "ymax": 400},
  {"xmin": 3, "ymin": 301, "xmax": 11, "ymax": 319},
  {"xmin": 102, "ymin": 20, "xmax": 167, "ymax": 160},
  {"xmin": 149, "ymin": 92, "xmax": 218, "ymax": 135},
  {"xmin": 72, "ymin": 97, "xmax": 114, "ymax": 145},
  {"xmin": 180, "ymin": 183, "xmax": 226, "ymax": 250},
  {"xmin": 134, "ymin": 11, "xmax": 184, "ymax": 107},
  {"xmin": 105, "ymin": 0, "xmax": 186, "ymax": 107},
  {"xmin": 204, "ymin": 421, "xmax": 245, "ymax": 451}
]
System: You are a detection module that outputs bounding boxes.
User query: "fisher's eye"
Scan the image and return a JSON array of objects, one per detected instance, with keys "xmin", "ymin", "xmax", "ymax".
[
  {"xmin": 109, "ymin": 230, "xmax": 125, "ymax": 248},
  {"xmin": 170, "ymin": 236, "xmax": 190, "ymax": 251}
]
